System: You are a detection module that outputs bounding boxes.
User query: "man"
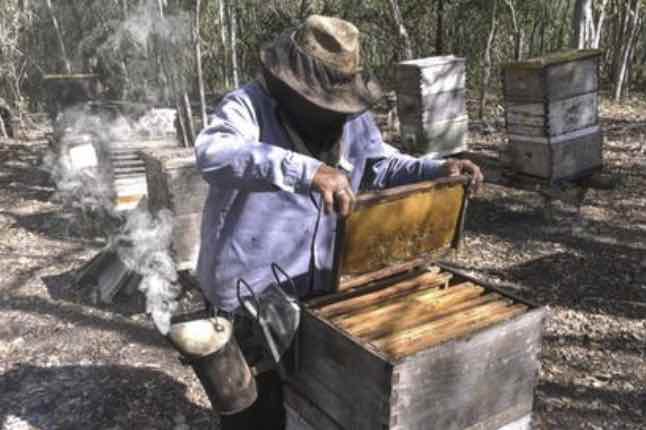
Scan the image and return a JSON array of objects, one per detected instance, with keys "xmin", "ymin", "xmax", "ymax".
[{"xmin": 194, "ymin": 15, "xmax": 483, "ymax": 429}]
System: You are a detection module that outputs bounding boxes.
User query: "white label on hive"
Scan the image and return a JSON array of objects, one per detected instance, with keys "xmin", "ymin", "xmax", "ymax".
[{"xmin": 69, "ymin": 143, "xmax": 98, "ymax": 170}]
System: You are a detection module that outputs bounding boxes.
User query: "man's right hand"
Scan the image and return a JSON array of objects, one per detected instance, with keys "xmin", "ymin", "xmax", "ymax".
[{"xmin": 311, "ymin": 164, "xmax": 355, "ymax": 218}]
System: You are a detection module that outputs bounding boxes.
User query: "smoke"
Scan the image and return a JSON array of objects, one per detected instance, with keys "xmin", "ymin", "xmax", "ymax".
[
  {"xmin": 42, "ymin": 0, "xmax": 195, "ymax": 335},
  {"xmin": 97, "ymin": 0, "xmax": 194, "ymax": 103},
  {"xmin": 115, "ymin": 208, "xmax": 181, "ymax": 334}
]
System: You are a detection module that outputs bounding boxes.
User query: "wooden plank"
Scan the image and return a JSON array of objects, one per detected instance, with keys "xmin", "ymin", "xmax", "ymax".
[
  {"xmin": 291, "ymin": 312, "xmax": 394, "ymax": 429},
  {"xmin": 172, "ymin": 212, "xmax": 202, "ymax": 271},
  {"xmin": 284, "ymin": 384, "xmax": 343, "ymax": 430},
  {"xmin": 373, "ymin": 300, "xmax": 517, "ymax": 356},
  {"xmin": 401, "ymin": 115, "xmax": 468, "ymax": 157},
  {"xmin": 338, "ymin": 259, "xmax": 438, "ymax": 292},
  {"xmin": 509, "ymin": 128, "xmax": 602, "ymax": 180},
  {"xmin": 547, "ymin": 92, "xmax": 598, "ymax": 136},
  {"xmin": 503, "ymin": 68, "xmax": 544, "ymax": 101},
  {"xmin": 389, "ymin": 308, "xmax": 544, "ymax": 430},
  {"xmin": 397, "ymin": 57, "xmax": 466, "ymax": 93},
  {"xmin": 546, "ymin": 57, "xmax": 598, "ymax": 100},
  {"xmin": 333, "ymin": 283, "xmax": 485, "ymax": 333},
  {"xmin": 419, "ymin": 89, "xmax": 466, "ymax": 123},
  {"xmin": 356, "ymin": 292, "xmax": 503, "ymax": 341},
  {"xmin": 388, "ymin": 303, "xmax": 529, "ymax": 359},
  {"xmin": 316, "ymin": 272, "xmax": 453, "ymax": 319}
]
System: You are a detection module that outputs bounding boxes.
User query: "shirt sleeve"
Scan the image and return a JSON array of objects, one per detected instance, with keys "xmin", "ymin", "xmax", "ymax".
[
  {"xmin": 194, "ymin": 89, "xmax": 322, "ymax": 193},
  {"xmin": 359, "ymin": 114, "xmax": 447, "ymax": 190}
]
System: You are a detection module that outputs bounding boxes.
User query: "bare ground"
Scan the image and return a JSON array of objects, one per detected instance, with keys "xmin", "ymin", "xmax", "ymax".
[{"xmin": 1, "ymin": 94, "xmax": 646, "ymax": 429}]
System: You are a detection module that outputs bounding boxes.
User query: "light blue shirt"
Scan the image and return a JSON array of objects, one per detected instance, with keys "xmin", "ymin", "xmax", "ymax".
[{"xmin": 194, "ymin": 82, "xmax": 445, "ymax": 311}]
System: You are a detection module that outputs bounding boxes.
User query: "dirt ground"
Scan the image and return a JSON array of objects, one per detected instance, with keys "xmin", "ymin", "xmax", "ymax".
[{"xmin": 1, "ymin": 94, "xmax": 645, "ymax": 429}]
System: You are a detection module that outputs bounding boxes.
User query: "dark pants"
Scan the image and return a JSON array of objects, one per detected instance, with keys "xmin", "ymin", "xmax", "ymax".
[{"xmin": 220, "ymin": 370, "xmax": 286, "ymax": 430}]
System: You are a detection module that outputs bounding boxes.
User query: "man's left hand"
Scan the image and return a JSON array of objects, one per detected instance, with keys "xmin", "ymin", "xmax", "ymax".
[{"xmin": 444, "ymin": 159, "xmax": 484, "ymax": 194}]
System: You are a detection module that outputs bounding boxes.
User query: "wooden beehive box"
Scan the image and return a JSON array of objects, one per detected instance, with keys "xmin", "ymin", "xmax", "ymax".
[
  {"xmin": 502, "ymin": 49, "xmax": 603, "ymax": 181},
  {"xmin": 396, "ymin": 56, "xmax": 468, "ymax": 157},
  {"xmin": 141, "ymin": 147, "xmax": 208, "ymax": 270},
  {"xmin": 287, "ymin": 178, "xmax": 545, "ymax": 430}
]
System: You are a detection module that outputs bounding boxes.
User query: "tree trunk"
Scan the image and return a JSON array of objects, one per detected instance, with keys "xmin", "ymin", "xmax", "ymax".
[
  {"xmin": 0, "ymin": 115, "xmax": 8, "ymax": 139},
  {"xmin": 219, "ymin": 0, "xmax": 229, "ymax": 88},
  {"xmin": 593, "ymin": 0, "xmax": 610, "ymax": 48},
  {"xmin": 571, "ymin": 0, "xmax": 595, "ymax": 49},
  {"xmin": 229, "ymin": 1, "xmax": 239, "ymax": 87},
  {"xmin": 614, "ymin": 0, "xmax": 642, "ymax": 101},
  {"xmin": 436, "ymin": 0, "xmax": 445, "ymax": 55},
  {"xmin": 386, "ymin": 0, "xmax": 414, "ymax": 60},
  {"xmin": 504, "ymin": 0, "xmax": 525, "ymax": 60},
  {"xmin": 479, "ymin": 0, "xmax": 498, "ymax": 120},
  {"xmin": 195, "ymin": 0, "xmax": 208, "ymax": 129},
  {"xmin": 44, "ymin": 0, "xmax": 72, "ymax": 74}
]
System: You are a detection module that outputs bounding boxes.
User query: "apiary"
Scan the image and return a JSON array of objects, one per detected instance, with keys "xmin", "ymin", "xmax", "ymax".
[
  {"xmin": 396, "ymin": 56, "xmax": 468, "ymax": 157},
  {"xmin": 286, "ymin": 178, "xmax": 545, "ymax": 430},
  {"xmin": 502, "ymin": 49, "xmax": 603, "ymax": 181}
]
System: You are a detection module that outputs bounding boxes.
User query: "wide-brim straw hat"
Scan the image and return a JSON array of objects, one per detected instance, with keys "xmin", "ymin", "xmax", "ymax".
[{"xmin": 260, "ymin": 15, "xmax": 383, "ymax": 115}]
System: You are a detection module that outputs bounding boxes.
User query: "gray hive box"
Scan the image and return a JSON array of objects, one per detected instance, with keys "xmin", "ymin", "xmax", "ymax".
[
  {"xmin": 502, "ymin": 49, "xmax": 603, "ymax": 181},
  {"xmin": 396, "ymin": 56, "xmax": 468, "ymax": 157},
  {"xmin": 141, "ymin": 147, "xmax": 208, "ymax": 271},
  {"xmin": 287, "ymin": 178, "xmax": 545, "ymax": 430}
]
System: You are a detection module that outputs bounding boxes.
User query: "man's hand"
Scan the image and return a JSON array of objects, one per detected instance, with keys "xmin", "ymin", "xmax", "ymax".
[
  {"xmin": 444, "ymin": 159, "xmax": 484, "ymax": 194},
  {"xmin": 312, "ymin": 164, "xmax": 355, "ymax": 217}
]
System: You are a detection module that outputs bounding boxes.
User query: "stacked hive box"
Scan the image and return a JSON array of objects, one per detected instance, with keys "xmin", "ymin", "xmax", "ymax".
[
  {"xmin": 286, "ymin": 179, "xmax": 545, "ymax": 430},
  {"xmin": 396, "ymin": 56, "xmax": 468, "ymax": 157},
  {"xmin": 503, "ymin": 49, "xmax": 603, "ymax": 181},
  {"xmin": 141, "ymin": 147, "xmax": 208, "ymax": 271}
]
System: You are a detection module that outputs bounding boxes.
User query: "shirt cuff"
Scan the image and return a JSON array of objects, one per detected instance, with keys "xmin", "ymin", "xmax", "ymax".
[
  {"xmin": 421, "ymin": 157, "xmax": 448, "ymax": 179},
  {"xmin": 280, "ymin": 151, "xmax": 323, "ymax": 194}
]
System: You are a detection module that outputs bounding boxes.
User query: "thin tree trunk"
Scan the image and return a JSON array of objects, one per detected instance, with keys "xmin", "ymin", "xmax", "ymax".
[
  {"xmin": 183, "ymin": 92, "xmax": 195, "ymax": 144},
  {"xmin": 614, "ymin": 0, "xmax": 642, "ymax": 101},
  {"xmin": 195, "ymin": 0, "xmax": 208, "ymax": 128},
  {"xmin": 219, "ymin": 0, "xmax": 229, "ymax": 88},
  {"xmin": 229, "ymin": 1, "xmax": 239, "ymax": 87},
  {"xmin": 504, "ymin": 0, "xmax": 525, "ymax": 60},
  {"xmin": 593, "ymin": 0, "xmax": 610, "ymax": 48},
  {"xmin": 479, "ymin": 0, "xmax": 498, "ymax": 120},
  {"xmin": 436, "ymin": 0, "xmax": 445, "ymax": 55},
  {"xmin": 386, "ymin": 0, "xmax": 414, "ymax": 60},
  {"xmin": 571, "ymin": 0, "xmax": 595, "ymax": 49},
  {"xmin": 0, "ymin": 115, "xmax": 8, "ymax": 139},
  {"xmin": 44, "ymin": 0, "xmax": 72, "ymax": 74}
]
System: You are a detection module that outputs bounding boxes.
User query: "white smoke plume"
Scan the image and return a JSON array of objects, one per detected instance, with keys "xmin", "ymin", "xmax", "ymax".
[
  {"xmin": 44, "ymin": 0, "xmax": 193, "ymax": 334},
  {"xmin": 115, "ymin": 208, "xmax": 181, "ymax": 334}
]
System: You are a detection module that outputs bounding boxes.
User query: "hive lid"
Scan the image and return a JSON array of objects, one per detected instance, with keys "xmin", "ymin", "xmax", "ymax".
[
  {"xmin": 398, "ymin": 55, "xmax": 465, "ymax": 69},
  {"xmin": 503, "ymin": 49, "xmax": 603, "ymax": 70},
  {"xmin": 332, "ymin": 177, "xmax": 470, "ymax": 291}
]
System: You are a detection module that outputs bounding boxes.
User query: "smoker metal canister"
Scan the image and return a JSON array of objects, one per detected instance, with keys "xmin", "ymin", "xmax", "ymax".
[{"xmin": 167, "ymin": 317, "xmax": 258, "ymax": 415}]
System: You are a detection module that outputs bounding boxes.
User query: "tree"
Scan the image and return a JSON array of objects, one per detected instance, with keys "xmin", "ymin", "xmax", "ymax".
[
  {"xmin": 479, "ymin": 0, "xmax": 498, "ymax": 120},
  {"xmin": 386, "ymin": 0, "xmax": 414, "ymax": 61},
  {"xmin": 571, "ymin": 0, "xmax": 596, "ymax": 49}
]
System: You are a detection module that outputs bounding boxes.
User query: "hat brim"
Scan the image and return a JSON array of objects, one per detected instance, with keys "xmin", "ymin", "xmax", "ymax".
[{"xmin": 260, "ymin": 32, "xmax": 383, "ymax": 115}]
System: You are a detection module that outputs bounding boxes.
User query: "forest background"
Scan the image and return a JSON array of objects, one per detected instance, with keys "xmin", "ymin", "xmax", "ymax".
[{"xmin": 1, "ymin": 0, "xmax": 644, "ymax": 128}]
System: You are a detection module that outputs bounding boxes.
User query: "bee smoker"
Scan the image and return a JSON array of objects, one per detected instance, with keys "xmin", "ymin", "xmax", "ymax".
[{"xmin": 166, "ymin": 315, "xmax": 257, "ymax": 415}]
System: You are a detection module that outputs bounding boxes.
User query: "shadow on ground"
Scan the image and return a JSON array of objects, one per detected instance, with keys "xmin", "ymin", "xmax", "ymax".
[{"xmin": 0, "ymin": 364, "xmax": 217, "ymax": 429}]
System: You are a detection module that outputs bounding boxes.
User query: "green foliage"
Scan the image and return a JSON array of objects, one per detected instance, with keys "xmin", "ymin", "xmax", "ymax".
[{"xmin": 0, "ymin": 0, "xmax": 644, "ymax": 113}]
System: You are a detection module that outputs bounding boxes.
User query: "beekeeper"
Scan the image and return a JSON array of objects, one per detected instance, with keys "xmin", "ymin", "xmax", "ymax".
[{"xmin": 194, "ymin": 15, "xmax": 483, "ymax": 429}]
